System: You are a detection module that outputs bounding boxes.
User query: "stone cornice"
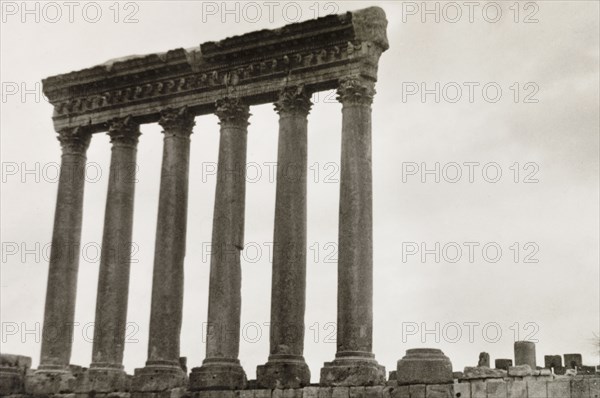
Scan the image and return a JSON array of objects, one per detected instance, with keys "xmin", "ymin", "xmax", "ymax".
[{"xmin": 42, "ymin": 7, "xmax": 388, "ymax": 132}]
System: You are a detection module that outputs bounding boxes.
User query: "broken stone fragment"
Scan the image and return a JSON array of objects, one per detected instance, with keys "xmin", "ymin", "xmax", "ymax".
[{"xmin": 462, "ymin": 367, "xmax": 507, "ymax": 380}]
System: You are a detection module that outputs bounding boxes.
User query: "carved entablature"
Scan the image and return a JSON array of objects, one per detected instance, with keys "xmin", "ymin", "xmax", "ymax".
[{"xmin": 42, "ymin": 7, "xmax": 388, "ymax": 132}]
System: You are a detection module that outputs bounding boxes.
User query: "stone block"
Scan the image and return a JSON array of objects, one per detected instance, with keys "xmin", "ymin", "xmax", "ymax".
[
  {"xmin": 318, "ymin": 387, "xmax": 332, "ymax": 398},
  {"xmin": 332, "ymin": 386, "xmax": 349, "ymax": 398},
  {"xmin": 388, "ymin": 385, "xmax": 409, "ymax": 398},
  {"xmin": 495, "ymin": 359, "xmax": 513, "ymax": 371},
  {"xmin": 571, "ymin": 378, "xmax": 590, "ymax": 398},
  {"xmin": 487, "ymin": 379, "xmax": 507, "ymax": 398},
  {"xmin": 514, "ymin": 341, "xmax": 536, "ymax": 369},
  {"xmin": 590, "ymin": 377, "xmax": 599, "ymax": 398},
  {"xmin": 349, "ymin": 386, "xmax": 365, "ymax": 398},
  {"xmin": 463, "ymin": 367, "xmax": 507, "ymax": 380},
  {"xmin": 544, "ymin": 356, "xmax": 562, "ymax": 369},
  {"xmin": 452, "ymin": 382, "xmax": 470, "ymax": 398},
  {"xmin": 0, "ymin": 367, "xmax": 25, "ymax": 395},
  {"xmin": 255, "ymin": 389, "xmax": 273, "ymax": 398},
  {"xmin": 564, "ymin": 354, "xmax": 583, "ymax": 369},
  {"xmin": 303, "ymin": 387, "xmax": 320, "ymax": 398},
  {"xmin": 548, "ymin": 380, "xmax": 570, "ymax": 398},
  {"xmin": 273, "ymin": 389, "xmax": 284, "ymax": 398},
  {"xmin": 526, "ymin": 379, "xmax": 547, "ymax": 398},
  {"xmin": 321, "ymin": 360, "xmax": 386, "ymax": 387},
  {"xmin": 452, "ymin": 372, "xmax": 463, "ymax": 380},
  {"xmin": 408, "ymin": 384, "xmax": 425, "ymax": 398},
  {"xmin": 507, "ymin": 379, "xmax": 526, "ymax": 398},
  {"xmin": 284, "ymin": 389, "xmax": 303, "ymax": 398},
  {"xmin": 239, "ymin": 390, "xmax": 255, "ymax": 398},
  {"xmin": 365, "ymin": 386, "xmax": 384, "ymax": 397},
  {"xmin": 396, "ymin": 349, "xmax": 453, "ymax": 385},
  {"xmin": 425, "ymin": 384, "xmax": 452, "ymax": 398},
  {"xmin": 470, "ymin": 380, "xmax": 486, "ymax": 398},
  {"xmin": 388, "ymin": 371, "xmax": 397, "ymax": 381},
  {"xmin": 508, "ymin": 365, "xmax": 533, "ymax": 377}
]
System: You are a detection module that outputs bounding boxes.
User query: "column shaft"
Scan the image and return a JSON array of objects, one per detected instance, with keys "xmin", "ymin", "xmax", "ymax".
[
  {"xmin": 90, "ymin": 118, "xmax": 140, "ymax": 378},
  {"xmin": 133, "ymin": 107, "xmax": 194, "ymax": 391},
  {"xmin": 190, "ymin": 98, "xmax": 249, "ymax": 390},
  {"xmin": 257, "ymin": 86, "xmax": 311, "ymax": 389},
  {"xmin": 320, "ymin": 77, "xmax": 385, "ymax": 386},
  {"xmin": 39, "ymin": 127, "xmax": 91, "ymax": 372}
]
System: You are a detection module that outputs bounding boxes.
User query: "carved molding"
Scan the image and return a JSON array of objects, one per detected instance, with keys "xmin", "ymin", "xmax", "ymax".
[
  {"xmin": 215, "ymin": 98, "xmax": 250, "ymax": 127},
  {"xmin": 42, "ymin": 7, "xmax": 389, "ymax": 131},
  {"xmin": 337, "ymin": 77, "xmax": 375, "ymax": 106},
  {"xmin": 57, "ymin": 127, "xmax": 92, "ymax": 154},
  {"xmin": 158, "ymin": 107, "xmax": 195, "ymax": 138},
  {"xmin": 107, "ymin": 116, "xmax": 141, "ymax": 147},
  {"xmin": 274, "ymin": 85, "xmax": 313, "ymax": 116}
]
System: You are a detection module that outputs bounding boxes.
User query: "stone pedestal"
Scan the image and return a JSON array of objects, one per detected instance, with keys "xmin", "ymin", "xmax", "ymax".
[
  {"xmin": 564, "ymin": 353, "xmax": 583, "ymax": 369},
  {"xmin": 494, "ymin": 359, "xmax": 513, "ymax": 370},
  {"xmin": 0, "ymin": 354, "xmax": 30, "ymax": 395},
  {"xmin": 190, "ymin": 98, "xmax": 249, "ymax": 391},
  {"xmin": 320, "ymin": 78, "xmax": 385, "ymax": 387},
  {"xmin": 544, "ymin": 355, "xmax": 562, "ymax": 369},
  {"xmin": 396, "ymin": 348, "xmax": 453, "ymax": 385},
  {"xmin": 514, "ymin": 341, "xmax": 536, "ymax": 369},
  {"xmin": 91, "ymin": 117, "xmax": 140, "ymax": 374},
  {"xmin": 133, "ymin": 107, "xmax": 195, "ymax": 391},
  {"xmin": 38, "ymin": 128, "xmax": 92, "ymax": 372},
  {"xmin": 257, "ymin": 86, "xmax": 312, "ymax": 389}
]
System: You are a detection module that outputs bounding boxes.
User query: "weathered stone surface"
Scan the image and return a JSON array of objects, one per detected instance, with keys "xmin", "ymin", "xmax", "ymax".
[
  {"xmin": 526, "ymin": 378, "xmax": 547, "ymax": 398},
  {"xmin": 452, "ymin": 382, "xmax": 470, "ymax": 398},
  {"xmin": 365, "ymin": 386, "xmax": 383, "ymax": 397},
  {"xmin": 514, "ymin": 341, "xmax": 536, "ymax": 370},
  {"xmin": 547, "ymin": 380, "xmax": 570, "ymax": 398},
  {"xmin": 477, "ymin": 352, "xmax": 490, "ymax": 368},
  {"xmin": 331, "ymin": 386, "xmax": 349, "ymax": 398},
  {"xmin": 507, "ymin": 379, "xmax": 526, "ymax": 398},
  {"xmin": 425, "ymin": 384, "xmax": 452, "ymax": 398},
  {"xmin": 564, "ymin": 354, "xmax": 583, "ymax": 369},
  {"xmin": 396, "ymin": 349, "xmax": 452, "ymax": 385},
  {"xmin": 571, "ymin": 378, "xmax": 590, "ymax": 398},
  {"xmin": 407, "ymin": 384, "xmax": 425, "ymax": 398},
  {"xmin": 495, "ymin": 359, "xmax": 513, "ymax": 371},
  {"xmin": 590, "ymin": 377, "xmax": 600, "ymax": 398},
  {"xmin": 471, "ymin": 380, "xmax": 486, "ymax": 398},
  {"xmin": 303, "ymin": 386, "xmax": 320, "ymax": 398},
  {"xmin": 386, "ymin": 385, "xmax": 409, "ymax": 398},
  {"xmin": 463, "ymin": 367, "xmax": 506, "ymax": 380},
  {"xmin": 321, "ymin": 358, "xmax": 385, "ymax": 387},
  {"xmin": 508, "ymin": 365, "xmax": 534, "ymax": 377},
  {"xmin": 487, "ymin": 379, "xmax": 507, "ymax": 398}
]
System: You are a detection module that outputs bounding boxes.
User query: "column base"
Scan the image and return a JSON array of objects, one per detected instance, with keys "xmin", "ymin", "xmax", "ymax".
[
  {"xmin": 189, "ymin": 358, "xmax": 246, "ymax": 390},
  {"xmin": 320, "ymin": 352, "xmax": 385, "ymax": 387},
  {"xmin": 87, "ymin": 364, "xmax": 131, "ymax": 392},
  {"xmin": 132, "ymin": 361, "xmax": 187, "ymax": 392},
  {"xmin": 26, "ymin": 366, "xmax": 79, "ymax": 395},
  {"xmin": 256, "ymin": 355, "xmax": 311, "ymax": 389}
]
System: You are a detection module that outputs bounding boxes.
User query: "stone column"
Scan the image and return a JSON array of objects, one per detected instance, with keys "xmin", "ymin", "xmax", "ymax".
[
  {"xmin": 38, "ymin": 127, "xmax": 91, "ymax": 372},
  {"xmin": 320, "ymin": 77, "xmax": 385, "ymax": 386},
  {"xmin": 256, "ymin": 86, "xmax": 312, "ymax": 389},
  {"xmin": 190, "ymin": 98, "xmax": 250, "ymax": 390},
  {"xmin": 89, "ymin": 117, "xmax": 140, "ymax": 390},
  {"xmin": 133, "ymin": 107, "xmax": 195, "ymax": 391}
]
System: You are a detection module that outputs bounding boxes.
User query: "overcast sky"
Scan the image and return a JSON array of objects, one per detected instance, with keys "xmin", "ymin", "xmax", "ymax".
[{"xmin": 1, "ymin": 0, "xmax": 598, "ymax": 381}]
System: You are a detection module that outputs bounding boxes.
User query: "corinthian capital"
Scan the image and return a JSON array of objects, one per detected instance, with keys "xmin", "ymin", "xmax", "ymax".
[
  {"xmin": 107, "ymin": 116, "xmax": 141, "ymax": 147},
  {"xmin": 215, "ymin": 97, "xmax": 250, "ymax": 127},
  {"xmin": 158, "ymin": 106, "xmax": 195, "ymax": 138},
  {"xmin": 336, "ymin": 77, "xmax": 376, "ymax": 106},
  {"xmin": 274, "ymin": 85, "xmax": 312, "ymax": 116},
  {"xmin": 57, "ymin": 127, "xmax": 92, "ymax": 154}
]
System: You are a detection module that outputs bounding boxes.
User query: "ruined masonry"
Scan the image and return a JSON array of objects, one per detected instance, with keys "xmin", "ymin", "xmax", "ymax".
[{"xmin": 0, "ymin": 7, "xmax": 598, "ymax": 398}]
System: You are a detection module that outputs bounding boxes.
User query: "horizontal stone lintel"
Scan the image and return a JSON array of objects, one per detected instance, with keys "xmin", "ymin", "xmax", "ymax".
[{"xmin": 42, "ymin": 7, "xmax": 389, "ymax": 133}]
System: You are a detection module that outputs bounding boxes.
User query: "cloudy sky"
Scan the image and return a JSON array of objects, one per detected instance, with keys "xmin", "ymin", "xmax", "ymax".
[{"xmin": 1, "ymin": 0, "xmax": 598, "ymax": 380}]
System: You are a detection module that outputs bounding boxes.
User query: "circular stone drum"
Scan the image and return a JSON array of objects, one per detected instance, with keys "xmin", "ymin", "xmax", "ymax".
[{"xmin": 396, "ymin": 348, "xmax": 453, "ymax": 385}]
